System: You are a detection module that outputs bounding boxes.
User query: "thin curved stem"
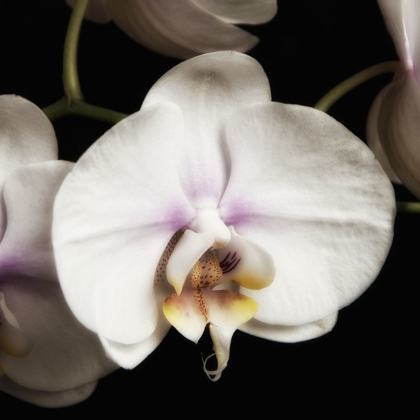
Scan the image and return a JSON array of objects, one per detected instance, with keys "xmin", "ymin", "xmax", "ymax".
[
  {"xmin": 70, "ymin": 100, "xmax": 128, "ymax": 124},
  {"xmin": 42, "ymin": 97, "xmax": 69, "ymax": 122},
  {"xmin": 314, "ymin": 61, "xmax": 403, "ymax": 112},
  {"xmin": 396, "ymin": 201, "xmax": 420, "ymax": 214},
  {"xmin": 63, "ymin": 0, "xmax": 90, "ymax": 102},
  {"xmin": 42, "ymin": 97, "xmax": 128, "ymax": 125}
]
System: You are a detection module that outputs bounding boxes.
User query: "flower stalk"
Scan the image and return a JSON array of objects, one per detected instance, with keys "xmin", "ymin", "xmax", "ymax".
[
  {"xmin": 396, "ymin": 201, "xmax": 420, "ymax": 214},
  {"xmin": 42, "ymin": 97, "xmax": 128, "ymax": 125},
  {"xmin": 63, "ymin": 0, "xmax": 89, "ymax": 102},
  {"xmin": 42, "ymin": 0, "xmax": 127, "ymax": 124},
  {"xmin": 314, "ymin": 61, "xmax": 403, "ymax": 112}
]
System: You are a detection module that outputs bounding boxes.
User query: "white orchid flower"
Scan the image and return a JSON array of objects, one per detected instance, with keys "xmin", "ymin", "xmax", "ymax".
[
  {"xmin": 0, "ymin": 95, "xmax": 116, "ymax": 407},
  {"xmin": 65, "ymin": 0, "xmax": 277, "ymax": 59},
  {"xmin": 367, "ymin": 0, "xmax": 420, "ymax": 198},
  {"xmin": 52, "ymin": 51, "xmax": 396, "ymax": 380}
]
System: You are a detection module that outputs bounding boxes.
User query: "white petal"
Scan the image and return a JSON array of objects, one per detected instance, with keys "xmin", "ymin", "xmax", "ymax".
[
  {"xmin": 239, "ymin": 312, "xmax": 338, "ymax": 342},
  {"xmin": 0, "ymin": 278, "xmax": 116, "ymax": 392},
  {"xmin": 107, "ymin": 0, "xmax": 259, "ymax": 59},
  {"xmin": 375, "ymin": 73, "xmax": 420, "ymax": 199},
  {"xmin": 142, "ymin": 51, "xmax": 271, "ymax": 207},
  {"xmin": 193, "ymin": 0, "xmax": 277, "ymax": 25},
  {"xmin": 99, "ymin": 318, "xmax": 171, "ymax": 369},
  {"xmin": 219, "ymin": 102, "xmax": 395, "ymax": 326},
  {"xmin": 401, "ymin": 0, "xmax": 420, "ymax": 71},
  {"xmin": 377, "ymin": 0, "xmax": 412, "ymax": 69},
  {"xmin": 0, "ymin": 95, "xmax": 58, "ymax": 237},
  {"xmin": 0, "ymin": 161, "xmax": 73, "ymax": 281},
  {"xmin": 53, "ymin": 102, "xmax": 195, "ymax": 344},
  {"xmin": 65, "ymin": 0, "xmax": 112, "ymax": 23},
  {"xmin": 366, "ymin": 87, "xmax": 402, "ymax": 184},
  {"xmin": 99, "ymin": 273, "xmax": 173, "ymax": 369},
  {"xmin": 0, "ymin": 376, "xmax": 98, "ymax": 408}
]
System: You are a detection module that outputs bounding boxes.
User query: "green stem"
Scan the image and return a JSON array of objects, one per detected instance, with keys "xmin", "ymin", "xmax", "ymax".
[
  {"xmin": 70, "ymin": 100, "xmax": 128, "ymax": 124},
  {"xmin": 314, "ymin": 61, "xmax": 403, "ymax": 112},
  {"xmin": 63, "ymin": 0, "xmax": 90, "ymax": 101},
  {"xmin": 42, "ymin": 97, "xmax": 69, "ymax": 122},
  {"xmin": 396, "ymin": 201, "xmax": 420, "ymax": 214},
  {"xmin": 42, "ymin": 97, "xmax": 128, "ymax": 125}
]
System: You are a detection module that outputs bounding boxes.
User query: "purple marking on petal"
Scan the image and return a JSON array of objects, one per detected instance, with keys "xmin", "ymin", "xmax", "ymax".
[
  {"xmin": 219, "ymin": 252, "xmax": 231, "ymax": 266},
  {"xmin": 219, "ymin": 200, "xmax": 255, "ymax": 227},
  {"xmin": 165, "ymin": 203, "xmax": 195, "ymax": 231},
  {"xmin": 0, "ymin": 253, "xmax": 21, "ymax": 276},
  {"xmin": 223, "ymin": 258, "xmax": 241, "ymax": 274},
  {"xmin": 220, "ymin": 250, "xmax": 241, "ymax": 274}
]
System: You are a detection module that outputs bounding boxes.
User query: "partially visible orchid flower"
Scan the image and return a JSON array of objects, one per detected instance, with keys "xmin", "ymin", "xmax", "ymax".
[
  {"xmin": 52, "ymin": 51, "xmax": 396, "ymax": 380},
  {"xmin": 65, "ymin": 0, "xmax": 277, "ymax": 59},
  {"xmin": 367, "ymin": 0, "xmax": 420, "ymax": 198},
  {"xmin": 0, "ymin": 95, "xmax": 116, "ymax": 407}
]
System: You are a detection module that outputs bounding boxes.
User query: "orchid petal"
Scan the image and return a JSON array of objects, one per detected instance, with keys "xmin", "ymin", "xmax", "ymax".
[
  {"xmin": 0, "ymin": 95, "xmax": 58, "ymax": 237},
  {"xmin": 142, "ymin": 51, "xmax": 271, "ymax": 206},
  {"xmin": 0, "ymin": 376, "xmax": 98, "ymax": 408},
  {"xmin": 219, "ymin": 102, "xmax": 395, "ymax": 326},
  {"xmin": 218, "ymin": 226, "xmax": 275, "ymax": 290},
  {"xmin": 98, "ymin": 319, "xmax": 171, "ymax": 369},
  {"xmin": 375, "ymin": 73, "xmax": 420, "ymax": 199},
  {"xmin": 166, "ymin": 230, "xmax": 214, "ymax": 296},
  {"xmin": 65, "ymin": 0, "xmax": 112, "ymax": 24},
  {"xmin": 53, "ymin": 102, "xmax": 195, "ymax": 344},
  {"xmin": 192, "ymin": 0, "xmax": 277, "ymax": 25},
  {"xmin": 377, "ymin": 0, "xmax": 412, "ymax": 69},
  {"xmin": 0, "ymin": 161, "xmax": 73, "ymax": 281},
  {"xmin": 0, "ymin": 278, "xmax": 116, "ymax": 392},
  {"xmin": 366, "ymin": 87, "xmax": 402, "ymax": 184},
  {"xmin": 239, "ymin": 312, "xmax": 338, "ymax": 343},
  {"xmin": 378, "ymin": 0, "xmax": 420, "ymax": 71},
  {"xmin": 370, "ymin": 1, "xmax": 420, "ymax": 197},
  {"xmin": 99, "ymin": 261, "xmax": 174, "ymax": 369},
  {"xmin": 400, "ymin": 0, "xmax": 420, "ymax": 71},
  {"xmin": 107, "ymin": 0, "xmax": 259, "ymax": 60}
]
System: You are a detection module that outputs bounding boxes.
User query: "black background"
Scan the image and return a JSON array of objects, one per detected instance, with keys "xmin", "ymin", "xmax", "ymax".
[{"xmin": 0, "ymin": 0, "xmax": 416, "ymax": 415}]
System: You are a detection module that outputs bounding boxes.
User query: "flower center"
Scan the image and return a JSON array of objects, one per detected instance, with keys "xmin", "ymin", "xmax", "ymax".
[{"xmin": 157, "ymin": 223, "xmax": 275, "ymax": 380}]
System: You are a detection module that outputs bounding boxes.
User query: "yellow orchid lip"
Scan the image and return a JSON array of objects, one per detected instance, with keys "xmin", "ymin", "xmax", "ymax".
[{"xmin": 160, "ymin": 227, "xmax": 272, "ymax": 379}]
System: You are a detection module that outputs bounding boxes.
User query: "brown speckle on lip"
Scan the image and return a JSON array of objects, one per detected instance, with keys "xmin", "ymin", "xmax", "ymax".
[
  {"xmin": 190, "ymin": 249, "xmax": 222, "ymax": 289},
  {"xmin": 154, "ymin": 230, "xmax": 184, "ymax": 286}
]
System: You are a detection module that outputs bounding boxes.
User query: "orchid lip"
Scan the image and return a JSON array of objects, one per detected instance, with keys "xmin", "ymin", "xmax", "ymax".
[{"xmin": 160, "ymin": 223, "xmax": 275, "ymax": 380}]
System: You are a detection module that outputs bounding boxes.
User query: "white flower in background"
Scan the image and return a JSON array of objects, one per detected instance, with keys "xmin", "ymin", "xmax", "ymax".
[
  {"xmin": 52, "ymin": 51, "xmax": 395, "ymax": 380},
  {"xmin": 0, "ymin": 95, "xmax": 116, "ymax": 407},
  {"xmin": 367, "ymin": 0, "xmax": 420, "ymax": 198},
  {"xmin": 65, "ymin": 0, "xmax": 278, "ymax": 59}
]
